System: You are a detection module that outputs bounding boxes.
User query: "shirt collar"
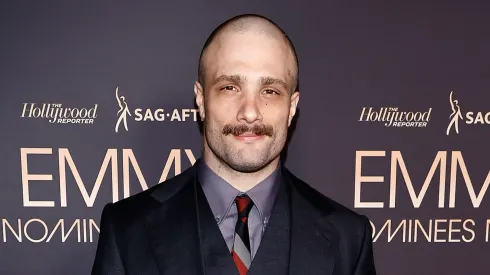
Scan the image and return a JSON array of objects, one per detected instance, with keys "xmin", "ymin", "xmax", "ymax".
[{"xmin": 197, "ymin": 159, "xmax": 281, "ymax": 223}]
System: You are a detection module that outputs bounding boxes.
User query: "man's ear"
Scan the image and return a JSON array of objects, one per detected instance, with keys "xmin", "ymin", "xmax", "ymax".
[
  {"xmin": 288, "ymin": 91, "xmax": 300, "ymax": 126},
  {"xmin": 194, "ymin": 81, "xmax": 205, "ymax": 121}
]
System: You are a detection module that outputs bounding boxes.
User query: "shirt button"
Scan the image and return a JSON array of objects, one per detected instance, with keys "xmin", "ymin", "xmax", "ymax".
[{"xmin": 215, "ymin": 217, "xmax": 220, "ymax": 222}]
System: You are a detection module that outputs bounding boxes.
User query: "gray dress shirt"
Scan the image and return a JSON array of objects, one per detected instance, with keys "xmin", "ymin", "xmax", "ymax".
[{"xmin": 197, "ymin": 161, "xmax": 281, "ymax": 259}]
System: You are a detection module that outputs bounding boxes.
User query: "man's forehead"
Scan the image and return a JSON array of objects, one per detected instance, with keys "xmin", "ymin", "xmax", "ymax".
[
  {"xmin": 209, "ymin": 29, "xmax": 279, "ymax": 50},
  {"xmin": 204, "ymin": 32, "xmax": 295, "ymax": 74}
]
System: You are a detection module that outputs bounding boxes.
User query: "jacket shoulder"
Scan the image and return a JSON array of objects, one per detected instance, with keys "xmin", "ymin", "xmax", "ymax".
[
  {"xmin": 101, "ymin": 164, "xmax": 196, "ymax": 226},
  {"xmin": 285, "ymin": 168, "xmax": 369, "ymax": 229}
]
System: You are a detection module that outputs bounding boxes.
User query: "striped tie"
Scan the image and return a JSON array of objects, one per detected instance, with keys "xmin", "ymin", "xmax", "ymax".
[{"xmin": 232, "ymin": 194, "xmax": 254, "ymax": 275}]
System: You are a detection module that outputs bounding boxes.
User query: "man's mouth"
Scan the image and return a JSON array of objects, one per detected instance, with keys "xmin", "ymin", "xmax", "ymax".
[
  {"xmin": 237, "ymin": 132, "xmax": 260, "ymax": 137},
  {"xmin": 233, "ymin": 132, "xmax": 264, "ymax": 141}
]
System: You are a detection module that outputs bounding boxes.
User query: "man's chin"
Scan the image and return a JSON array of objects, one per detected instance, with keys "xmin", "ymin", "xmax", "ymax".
[
  {"xmin": 226, "ymin": 159, "xmax": 268, "ymax": 173},
  {"xmin": 224, "ymin": 151, "xmax": 274, "ymax": 172}
]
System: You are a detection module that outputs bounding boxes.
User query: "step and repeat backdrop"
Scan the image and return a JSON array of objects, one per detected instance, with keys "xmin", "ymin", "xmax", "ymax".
[{"xmin": 1, "ymin": 1, "xmax": 489, "ymax": 274}]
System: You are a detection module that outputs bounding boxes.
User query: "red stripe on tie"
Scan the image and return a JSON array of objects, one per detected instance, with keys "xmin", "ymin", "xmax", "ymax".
[
  {"xmin": 236, "ymin": 196, "xmax": 251, "ymax": 213},
  {"xmin": 232, "ymin": 250, "xmax": 249, "ymax": 275}
]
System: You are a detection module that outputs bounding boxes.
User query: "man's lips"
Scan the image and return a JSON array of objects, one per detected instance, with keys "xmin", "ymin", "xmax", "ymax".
[
  {"xmin": 237, "ymin": 132, "xmax": 261, "ymax": 137},
  {"xmin": 233, "ymin": 132, "xmax": 264, "ymax": 141}
]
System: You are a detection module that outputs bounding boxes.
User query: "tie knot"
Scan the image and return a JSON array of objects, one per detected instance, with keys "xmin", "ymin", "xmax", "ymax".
[{"xmin": 235, "ymin": 194, "xmax": 254, "ymax": 217}]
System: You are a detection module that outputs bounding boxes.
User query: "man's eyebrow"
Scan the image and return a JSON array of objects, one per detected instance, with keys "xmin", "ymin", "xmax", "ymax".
[
  {"xmin": 212, "ymin": 74, "xmax": 288, "ymax": 90},
  {"xmin": 260, "ymin": 76, "xmax": 287, "ymax": 89},
  {"xmin": 213, "ymin": 74, "xmax": 247, "ymax": 85}
]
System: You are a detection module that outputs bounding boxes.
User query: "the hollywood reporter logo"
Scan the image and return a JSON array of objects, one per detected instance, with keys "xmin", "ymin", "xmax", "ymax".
[
  {"xmin": 115, "ymin": 87, "xmax": 199, "ymax": 132},
  {"xmin": 21, "ymin": 103, "xmax": 98, "ymax": 124},
  {"xmin": 359, "ymin": 107, "xmax": 432, "ymax": 127}
]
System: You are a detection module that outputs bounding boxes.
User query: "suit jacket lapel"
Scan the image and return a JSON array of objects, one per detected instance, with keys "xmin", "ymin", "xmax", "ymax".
[
  {"xmin": 144, "ymin": 169, "xmax": 204, "ymax": 275},
  {"xmin": 145, "ymin": 165, "xmax": 238, "ymax": 275},
  {"xmin": 285, "ymin": 168, "xmax": 337, "ymax": 275},
  {"xmin": 195, "ymin": 179, "xmax": 239, "ymax": 275},
  {"xmin": 248, "ymin": 168, "xmax": 337, "ymax": 275},
  {"xmin": 247, "ymin": 177, "xmax": 291, "ymax": 275}
]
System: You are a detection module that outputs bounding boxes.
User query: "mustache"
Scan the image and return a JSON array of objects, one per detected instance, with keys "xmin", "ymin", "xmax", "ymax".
[{"xmin": 222, "ymin": 124, "xmax": 274, "ymax": 137}]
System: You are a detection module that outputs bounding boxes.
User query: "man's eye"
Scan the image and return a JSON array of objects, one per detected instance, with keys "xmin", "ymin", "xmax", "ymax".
[
  {"xmin": 263, "ymin": 89, "xmax": 279, "ymax": 95},
  {"xmin": 222, "ymin": 86, "xmax": 237, "ymax": 91}
]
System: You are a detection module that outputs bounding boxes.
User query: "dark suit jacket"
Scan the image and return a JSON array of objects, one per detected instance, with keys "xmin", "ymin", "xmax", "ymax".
[{"xmin": 92, "ymin": 163, "xmax": 376, "ymax": 275}]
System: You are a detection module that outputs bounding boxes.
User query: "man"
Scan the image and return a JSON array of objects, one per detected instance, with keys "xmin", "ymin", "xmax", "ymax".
[{"xmin": 92, "ymin": 14, "xmax": 376, "ymax": 275}]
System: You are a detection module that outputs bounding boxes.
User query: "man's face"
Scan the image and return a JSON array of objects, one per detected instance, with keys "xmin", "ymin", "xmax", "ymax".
[{"xmin": 195, "ymin": 30, "xmax": 299, "ymax": 172}]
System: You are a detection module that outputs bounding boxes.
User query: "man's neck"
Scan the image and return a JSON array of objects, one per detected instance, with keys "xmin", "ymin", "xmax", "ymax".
[{"xmin": 202, "ymin": 152, "xmax": 280, "ymax": 192}]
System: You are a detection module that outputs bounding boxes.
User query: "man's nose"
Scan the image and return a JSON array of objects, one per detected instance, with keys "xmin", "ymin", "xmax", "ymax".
[{"xmin": 237, "ymin": 93, "xmax": 263, "ymax": 124}]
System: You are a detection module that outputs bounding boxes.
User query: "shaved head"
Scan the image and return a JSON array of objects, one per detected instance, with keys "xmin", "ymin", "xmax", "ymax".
[
  {"xmin": 198, "ymin": 14, "xmax": 299, "ymax": 93},
  {"xmin": 194, "ymin": 14, "xmax": 301, "ymax": 175}
]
